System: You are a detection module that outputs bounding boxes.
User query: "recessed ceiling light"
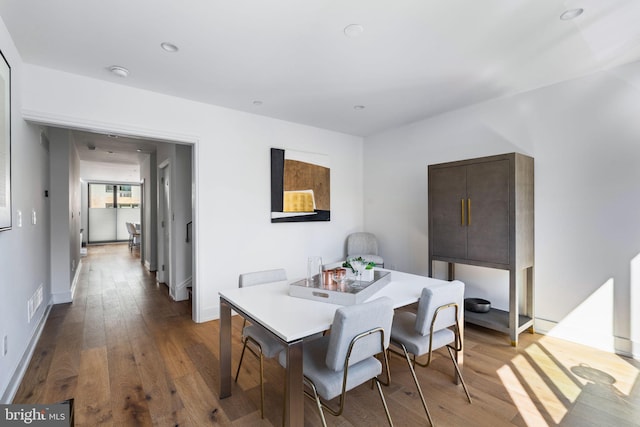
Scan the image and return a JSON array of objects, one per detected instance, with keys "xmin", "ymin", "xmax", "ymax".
[
  {"xmin": 353, "ymin": 105, "xmax": 366, "ymax": 110},
  {"xmin": 160, "ymin": 42, "xmax": 179, "ymax": 52},
  {"xmin": 252, "ymin": 100, "xmax": 263, "ymax": 106},
  {"xmin": 560, "ymin": 8, "xmax": 584, "ymax": 20},
  {"xmin": 136, "ymin": 149, "xmax": 143, "ymax": 152},
  {"xmin": 108, "ymin": 65, "xmax": 129, "ymax": 77},
  {"xmin": 344, "ymin": 24, "xmax": 364, "ymax": 38}
]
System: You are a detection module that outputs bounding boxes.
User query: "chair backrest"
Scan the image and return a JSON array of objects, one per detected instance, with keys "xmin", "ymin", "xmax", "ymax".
[
  {"xmin": 346, "ymin": 232, "xmax": 379, "ymax": 256},
  {"xmin": 415, "ymin": 281, "xmax": 465, "ymax": 336},
  {"xmin": 239, "ymin": 268, "xmax": 287, "ymax": 288},
  {"xmin": 125, "ymin": 222, "xmax": 134, "ymax": 235},
  {"xmin": 325, "ymin": 297, "xmax": 394, "ymax": 371}
]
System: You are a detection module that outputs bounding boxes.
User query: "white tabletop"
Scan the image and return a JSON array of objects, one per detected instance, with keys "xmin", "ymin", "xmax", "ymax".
[{"xmin": 219, "ymin": 268, "xmax": 455, "ymax": 343}]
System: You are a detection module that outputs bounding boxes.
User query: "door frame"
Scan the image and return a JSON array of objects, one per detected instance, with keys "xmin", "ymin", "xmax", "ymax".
[
  {"xmin": 22, "ymin": 110, "xmax": 201, "ymax": 322},
  {"xmin": 157, "ymin": 160, "xmax": 172, "ymax": 291}
]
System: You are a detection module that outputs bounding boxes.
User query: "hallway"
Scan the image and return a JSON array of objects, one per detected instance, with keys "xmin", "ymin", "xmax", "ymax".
[{"xmin": 12, "ymin": 244, "xmax": 221, "ymax": 425}]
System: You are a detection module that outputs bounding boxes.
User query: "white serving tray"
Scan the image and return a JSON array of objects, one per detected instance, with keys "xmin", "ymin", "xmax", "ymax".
[{"xmin": 289, "ymin": 270, "xmax": 390, "ymax": 305}]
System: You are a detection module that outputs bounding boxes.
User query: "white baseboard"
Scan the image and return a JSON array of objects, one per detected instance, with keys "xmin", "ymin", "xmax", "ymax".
[
  {"xmin": 198, "ymin": 304, "xmax": 220, "ymax": 323},
  {"xmin": 70, "ymin": 259, "xmax": 81, "ymax": 300},
  {"xmin": 535, "ymin": 317, "xmax": 637, "ymax": 359},
  {"xmin": 614, "ymin": 336, "xmax": 639, "ymax": 359},
  {"xmin": 170, "ymin": 276, "xmax": 192, "ymax": 301},
  {"xmin": 1, "ymin": 304, "xmax": 52, "ymax": 403},
  {"xmin": 534, "ymin": 318, "xmax": 558, "ymax": 335},
  {"xmin": 51, "ymin": 260, "xmax": 82, "ymax": 304}
]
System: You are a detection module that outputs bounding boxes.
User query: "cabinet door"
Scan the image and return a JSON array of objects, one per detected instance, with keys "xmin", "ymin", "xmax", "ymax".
[
  {"xmin": 466, "ymin": 159, "xmax": 510, "ymax": 264},
  {"xmin": 429, "ymin": 165, "xmax": 467, "ymax": 260}
]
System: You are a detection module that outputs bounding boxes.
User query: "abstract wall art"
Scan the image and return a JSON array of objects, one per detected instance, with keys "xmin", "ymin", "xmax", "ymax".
[{"xmin": 271, "ymin": 148, "xmax": 330, "ymax": 223}]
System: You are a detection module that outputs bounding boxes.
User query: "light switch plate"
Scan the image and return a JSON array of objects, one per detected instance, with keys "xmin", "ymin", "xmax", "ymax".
[
  {"xmin": 16, "ymin": 210, "xmax": 22, "ymax": 227},
  {"xmin": 31, "ymin": 209, "xmax": 37, "ymax": 225}
]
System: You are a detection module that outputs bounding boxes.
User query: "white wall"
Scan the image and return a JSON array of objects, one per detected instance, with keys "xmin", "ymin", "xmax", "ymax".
[
  {"xmin": 79, "ymin": 160, "xmax": 140, "ymax": 182},
  {"xmin": 21, "ymin": 64, "xmax": 364, "ymax": 323},
  {"xmin": 48, "ymin": 127, "xmax": 81, "ymax": 303},
  {"xmin": 364, "ymin": 66, "xmax": 640, "ymax": 357},
  {"xmin": 173, "ymin": 144, "xmax": 192, "ymax": 300},
  {"xmin": 155, "ymin": 141, "xmax": 193, "ymax": 300},
  {"xmin": 0, "ymin": 20, "xmax": 51, "ymax": 401},
  {"xmin": 140, "ymin": 152, "xmax": 157, "ymax": 271}
]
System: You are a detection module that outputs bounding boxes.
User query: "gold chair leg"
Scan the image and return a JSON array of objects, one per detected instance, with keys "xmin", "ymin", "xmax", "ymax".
[
  {"xmin": 446, "ymin": 345, "xmax": 472, "ymax": 403},
  {"xmin": 374, "ymin": 378, "xmax": 394, "ymax": 426},
  {"xmin": 259, "ymin": 353, "xmax": 265, "ymax": 418},
  {"xmin": 235, "ymin": 337, "xmax": 266, "ymax": 418},
  {"xmin": 306, "ymin": 380, "xmax": 328, "ymax": 427},
  {"xmin": 282, "ymin": 372, "xmax": 286, "ymax": 427},
  {"xmin": 399, "ymin": 344, "xmax": 434, "ymax": 426},
  {"xmin": 235, "ymin": 339, "xmax": 249, "ymax": 382}
]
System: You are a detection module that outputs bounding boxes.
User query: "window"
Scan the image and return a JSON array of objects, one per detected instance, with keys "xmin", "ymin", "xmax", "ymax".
[
  {"xmin": 88, "ymin": 182, "xmax": 141, "ymax": 243},
  {"xmin": 116, "ymin": 185, "xmax": 140, "ymax": 208}
]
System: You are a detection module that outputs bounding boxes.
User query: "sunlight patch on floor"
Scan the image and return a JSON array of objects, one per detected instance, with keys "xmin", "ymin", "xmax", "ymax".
[
  {"xmin": 511, "ymin": 354, "xmax": 568, "ymax": 424},
  {"xmin": 524, "ymin": 343, "xmax": 581, "ymax": 403},
  {"xmin": 537, "ymin": 334, "xmax": 639, "ymax": 397},
  {"xmin": 499, "ymin": 332, "xmax": 640, "ymax": 426},
  {"xmin": 497, "ymin": 364, "xmax": 549, "ymax": 426}
]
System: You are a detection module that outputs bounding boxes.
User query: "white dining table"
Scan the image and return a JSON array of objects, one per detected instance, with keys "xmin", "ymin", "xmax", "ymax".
[{"xmin": 218, "ymin": 268, "xmax": 462, "ymax": 427}]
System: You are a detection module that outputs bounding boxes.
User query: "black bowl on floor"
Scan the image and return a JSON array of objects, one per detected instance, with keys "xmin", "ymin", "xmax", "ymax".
[{"xmin": 464, "ymin": 298, "xmax": 491, "ymax": 313}]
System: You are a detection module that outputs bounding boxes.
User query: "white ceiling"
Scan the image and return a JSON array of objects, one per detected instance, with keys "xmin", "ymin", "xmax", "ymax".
[
  {"xmin": 3, "ymin": 0, "xmax": 640, "ymax": 145},
  {"xmin": 69, "ymin": 130, "xmax": 159, "ymax": 165}
]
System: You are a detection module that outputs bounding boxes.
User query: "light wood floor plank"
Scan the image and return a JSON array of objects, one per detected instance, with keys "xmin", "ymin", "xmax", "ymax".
[{"xmin": 75, "ymin": 347, "xmax": 112, "ymax": 426}]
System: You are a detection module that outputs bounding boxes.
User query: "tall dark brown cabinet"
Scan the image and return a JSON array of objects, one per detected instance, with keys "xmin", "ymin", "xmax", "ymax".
[{"xmin": 428, "ymin": 153, "xmax": 534, "ymax": 346}]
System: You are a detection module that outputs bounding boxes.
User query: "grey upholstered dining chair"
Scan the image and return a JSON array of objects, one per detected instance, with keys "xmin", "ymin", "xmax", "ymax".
[
  {"xmin": 235, "ymin": 268, "xmax": 288, "ymax": 419},
  {"xmin": 126, "ymin": 222, "xmax": 140, "ymax": 252},
  {"xmin": 346, "ymin": 232, "xmax": 384, "ymax": 267},
  {"xmin": 280, "ymin": 296, "xmax": 395, "ymax": 427},
  {"xmin": 389, "ymin": 280, "xmax": 471, "ymax": 426}
]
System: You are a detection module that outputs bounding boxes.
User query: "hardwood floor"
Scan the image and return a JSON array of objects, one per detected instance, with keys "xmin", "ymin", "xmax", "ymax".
[{"xmin": 13, "ymin": 244, "xmax": 640, "ymax": 426}]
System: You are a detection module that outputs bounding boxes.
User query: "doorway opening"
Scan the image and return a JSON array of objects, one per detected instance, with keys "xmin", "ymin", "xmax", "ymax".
[
  {"xmin": 30, "ymin": 118, "xmax": 198, "ymax": 322},
  {"xmin": 88, "ymin": 183, "xmax": 141, "ymax": 244}
]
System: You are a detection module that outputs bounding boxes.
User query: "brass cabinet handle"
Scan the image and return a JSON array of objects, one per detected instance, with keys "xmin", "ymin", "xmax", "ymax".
[
  {"xmin": 467, "ymin": 199, "xmax": 471, "ymax": 225},
  {"xmin": 461, "ymin": 199, "xmax": 465, "ymax": 225}
]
